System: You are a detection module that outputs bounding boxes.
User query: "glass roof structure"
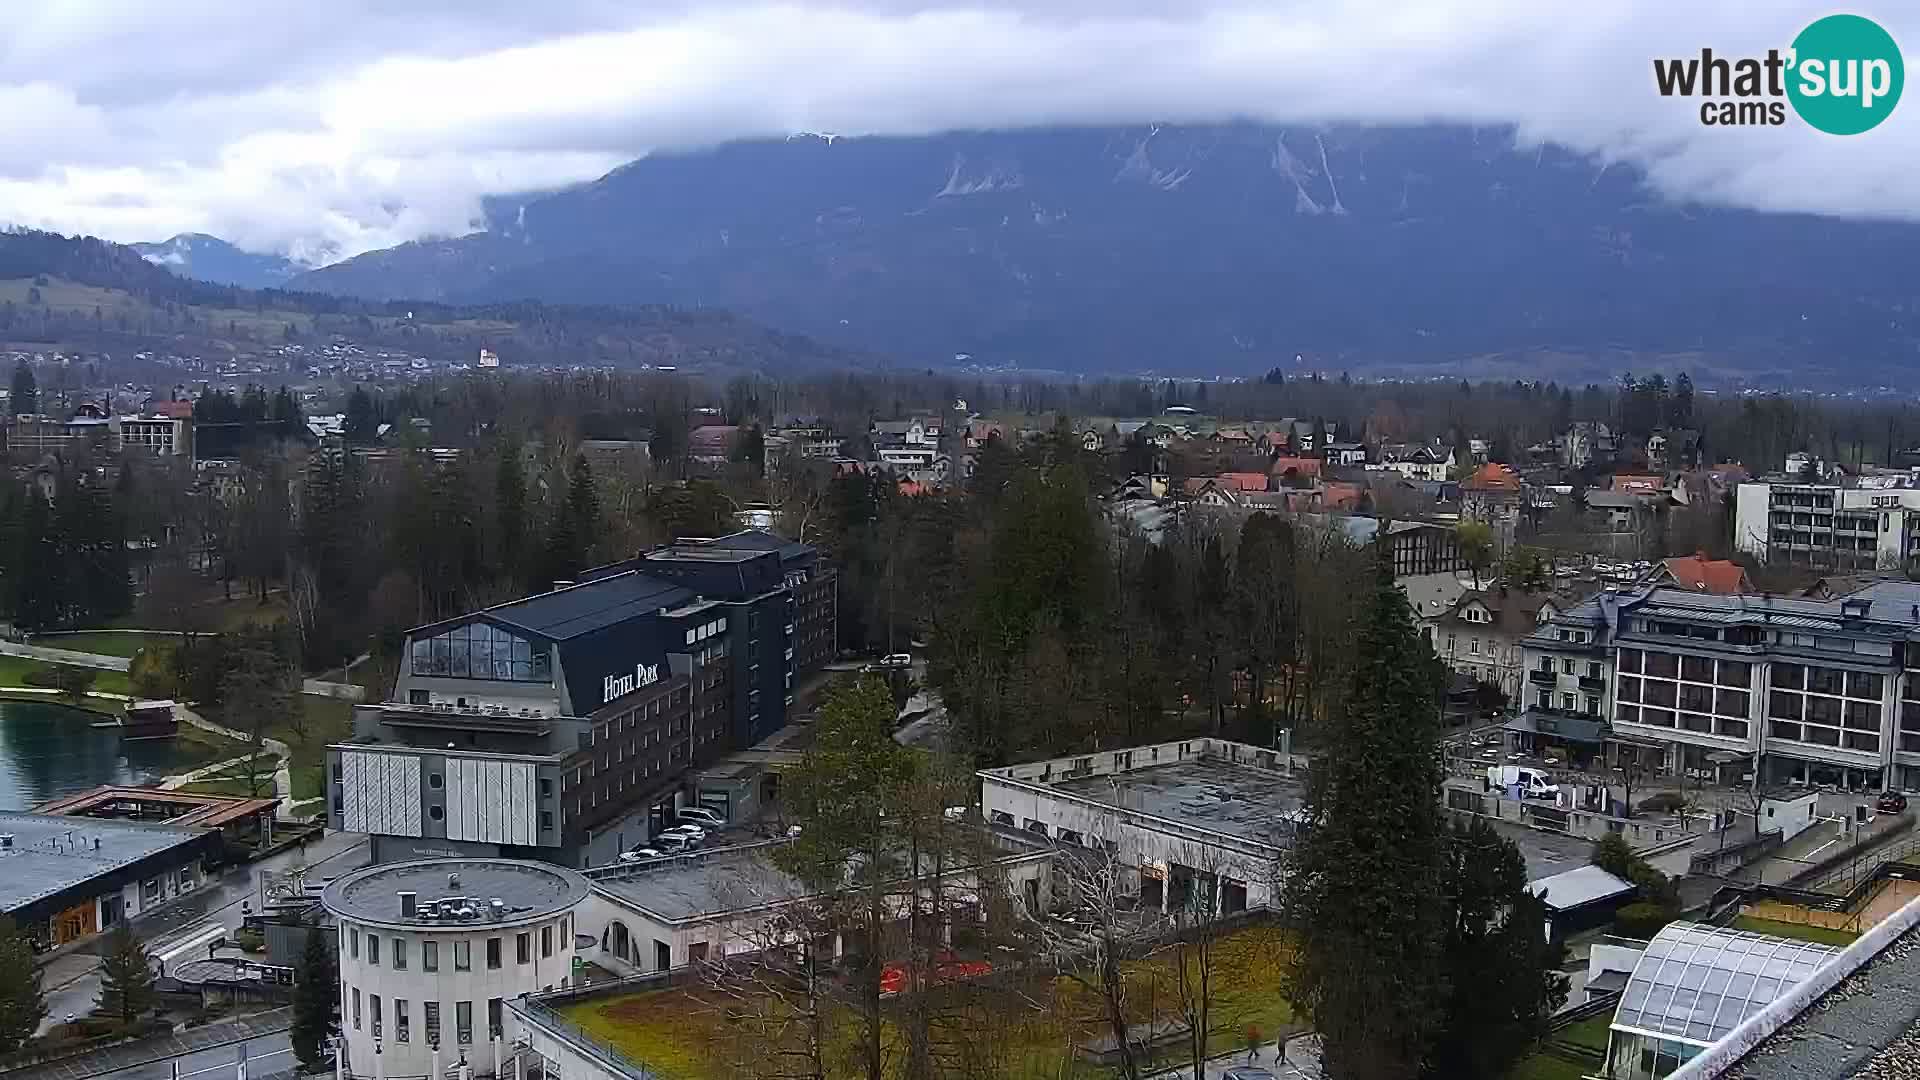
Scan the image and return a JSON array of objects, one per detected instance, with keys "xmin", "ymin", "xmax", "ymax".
[{"xmin": 1612, "ymin": 922, "xmax": 1841, "ymax": 1047}]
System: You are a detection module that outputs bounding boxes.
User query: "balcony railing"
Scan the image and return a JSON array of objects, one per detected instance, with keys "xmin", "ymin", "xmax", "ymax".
[
  {"xmin": 1579, "ymin": 675, "xmax": 1606, "ymax": 691},
  {"xmin": 1528, "ymin": 669, "xmax": 1557, "ymax": 686}
]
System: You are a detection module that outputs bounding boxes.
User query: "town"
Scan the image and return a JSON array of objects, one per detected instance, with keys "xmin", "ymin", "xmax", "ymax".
[{"xmin": 0, "ymin": 356, "xmax": 1914, "ymax": 1080}]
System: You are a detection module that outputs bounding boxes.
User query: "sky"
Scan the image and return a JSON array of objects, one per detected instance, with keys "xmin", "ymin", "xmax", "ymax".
[{"xmin": 2, "ymin": 1, "xmax": 1914, "ymax": 265}]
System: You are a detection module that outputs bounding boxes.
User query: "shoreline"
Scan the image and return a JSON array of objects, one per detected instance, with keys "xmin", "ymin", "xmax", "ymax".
[{"xmin": 0, "ymin": 688, "xmax": 126, "ymax": 720}]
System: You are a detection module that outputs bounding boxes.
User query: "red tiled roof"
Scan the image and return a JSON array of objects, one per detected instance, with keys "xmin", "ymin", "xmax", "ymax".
[
  {"xmin": 1269, "ymin": 456, "xmax": 1322, "ymax": 477},
  {"xmin": 1663, "ymin": 555, "xmax": 1749, "ymax": 595},
  {"xmin": 1612, "ymin": 474, "xmax": 1665, "ymax": 493},
  {"xmin": 1319, "ymin": 482, "xmax": 1363, "ymax": 511},
  {"xmin": 1217, "ymin": 472, "xmax": 1270, "ymax": 492},
  {"xmin": 1463, "ymin": 463, "xmax": 1520, "ymax": 490}
]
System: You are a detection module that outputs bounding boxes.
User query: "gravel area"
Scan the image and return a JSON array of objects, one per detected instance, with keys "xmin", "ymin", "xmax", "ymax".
[{"xmin": 1730, "ymin": 927, "xmax": 1920, "ymax": 1080}]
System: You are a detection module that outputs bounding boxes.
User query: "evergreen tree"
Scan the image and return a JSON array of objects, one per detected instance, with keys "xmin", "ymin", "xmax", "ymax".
[
  {"xmin": 10, "ymin": 493, "xmax": 63, "ymax": 632},
  {"xmin": 290, "ymin": 926, "xmax": 339, "ymax": 1069},
  {"xmin": 539, "ymin": 455, "xmax": 601, "ymax": 586},
  {"xmin": 7, "ymin": 361, "xmax": 34, "ymax": 415},
  {"xmin": 1282, "ymin": 547, "xmax": 1448, "ymax": 1080},
  {"xmin": 1428, "ymin": 819, "xmax": 1569, "ymax": 1079},
  {"xmin": 270, "ymin": 385, "xmax": 303, "ymax": 439},
  {"xmin": 0, "ymin": 917, "xmax": 46, "ymax": 1052},
  {"xmin": 94, "ymin": 925, "xmax": 156, "ymax": 1024},
  {"xmin": 494, "ymin": 439, "xmax": 527, "ymax": 586},
  {"xmin": 343, "ymin": 385, "xmax": 378, "ymax": 444}
]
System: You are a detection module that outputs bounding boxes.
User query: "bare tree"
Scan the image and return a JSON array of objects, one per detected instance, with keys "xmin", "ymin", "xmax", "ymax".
[{"xmin": 701, "ymin": 893, "xmax": 841, "ymax": 1080}]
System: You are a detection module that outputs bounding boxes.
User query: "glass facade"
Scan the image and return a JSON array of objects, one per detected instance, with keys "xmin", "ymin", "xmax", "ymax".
[{"xmin": 409, "ymin": 622, "xmax": 551, "ymax": 682}]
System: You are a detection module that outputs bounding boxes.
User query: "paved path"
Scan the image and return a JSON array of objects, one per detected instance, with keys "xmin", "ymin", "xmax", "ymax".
[
  {"xmin": 0, "ymin": 640, "xmax": 132, "ymax": 672},
  {"xmin": 174, "ymin": 704, "xmax": 294, "ymax": 811}
]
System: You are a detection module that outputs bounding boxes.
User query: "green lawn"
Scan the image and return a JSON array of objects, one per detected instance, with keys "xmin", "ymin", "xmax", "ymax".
[
  {"xmin": 1509, "ymin": 1052, "xmax": 1594, "ymax": 1080},
  {"xmin": 560, "ymin": 923, "xmax": 1293, "ymax": 1080},
  {"xmin": 1554, "ymin": 1014, "xmax": 1614, "ymax": 1055},
  {"xmin": 1730, "ymin": 916, "xmax": 1860, "ymax": 947},
  {"xmin": 0, "ymin": 654, "xmax": 133, "ymax": 696},
  {"xmin": 33, "ymin": 631, "xmax": 154, "ymax": 658}
]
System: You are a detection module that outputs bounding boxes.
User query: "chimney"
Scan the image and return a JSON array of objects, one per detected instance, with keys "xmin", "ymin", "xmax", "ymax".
[
  {"xmin": 93, "ymin": 836, "xmax": 101, "ymax": 850},
  {"xmin": 400, "ymin": 891, "xmax": 418, "ymax": 919},
  {"xmin": 0, "ymin": 834, "xmax": 11, "ymax": 850},
  {"xmin": 447, "ymin": 871, "xmax": 461, "ymax": 888}
]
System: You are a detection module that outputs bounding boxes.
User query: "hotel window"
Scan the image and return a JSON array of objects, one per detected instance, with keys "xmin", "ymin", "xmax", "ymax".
[
  {"xmin": 487, "ymin": 938, "xmax": 501, "ymax": 970},
  {"xmin": 370, "ymin": 994, "xmax": 382, "ymax": 1038},
  {"xmin": 396, "ymin": 999, "xmax": 411, "ymax": 1042},
  {"xmin": 352, "ymin": 987, "xmax": 362, "ymax": 1030},
  {"xmin": 392, "ymin": 939, "xmax": 407, "ymax": 970},
  {"xmin": 424, "ymin": 941, "xmax": 439, "ymax": 971},
  {"xmin": 410, "ymin": 622, "xmax": 550, "ymax": 682},
  {"xmin": 517, "ymin": 932, "xmax": 531, "ymax": 964},
  {"xmin": 349, "ymin": 927, "xmax": 359, "ymax": 959},
  {"xmin": 457, "ymin": 1000, "xmax": 473, "ymax": 1044},
  {"xmin": 367, "ymin": 935, "xmax": 379, "ymax": 966},
  {"xmin": 425, "ymin": 1002, "xmax": 441, "ymax": 1046},
  {"xmin": 489, "ymin": 997, "xmax": 503, "ymax": 1038},
  {"xmin": 542, "ymin": 925, "xmax": 554, "ymax": 958}
]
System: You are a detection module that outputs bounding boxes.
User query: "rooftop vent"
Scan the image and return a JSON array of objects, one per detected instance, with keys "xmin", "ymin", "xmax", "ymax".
[
  {"xmin": 400, "ymin": 891, "xmax": 417, "ymax": 919},
  {"xmin": 447, "ymin": 871, "xmax": 460, "ymax": 888},
  {"xmin": 0, "ymin": 834, "xmax": 11, "ymax": 850}
]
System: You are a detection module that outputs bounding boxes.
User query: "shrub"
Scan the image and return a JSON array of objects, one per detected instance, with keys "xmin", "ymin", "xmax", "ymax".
[
  {"xmin": 1613, "ymin": 902, "xmax": 1676, "ymax": 939},
  {"xmin": 128, "ymin": 644, "xmax": 180, "ymax": 700},
  {"xmin": 1637, "ymin": 792, "xmax": 1687, "ymax": 814}
]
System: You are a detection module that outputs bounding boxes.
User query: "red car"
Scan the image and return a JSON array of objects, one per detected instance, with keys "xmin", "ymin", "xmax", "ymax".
[{"xmin": 1877, "ymin": 791, "xmax": 1909, "ymax": 814}]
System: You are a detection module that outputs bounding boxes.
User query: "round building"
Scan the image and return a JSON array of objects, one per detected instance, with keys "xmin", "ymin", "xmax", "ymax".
[{"xmin": 321, "ymin": 858, "xmax": 591, "ymax": 1078}]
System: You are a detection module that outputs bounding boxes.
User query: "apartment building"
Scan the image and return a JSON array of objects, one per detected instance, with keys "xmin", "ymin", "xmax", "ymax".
[
  {"xmin": 1604, "ymin": 582, "xmax": 1920, "ymax": 793},
  {"xmin": 1513, "ymin": 597, "xmax": 1620, "ymax": 769},
  {"xmin": 1733, "ymin": 480, "xmax": 1920, "ymax": 568}
]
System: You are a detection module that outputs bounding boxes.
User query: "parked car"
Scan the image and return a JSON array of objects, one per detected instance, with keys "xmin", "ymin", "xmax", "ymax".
[
  {"xmin": 619, "ymin": 848, "xmax": 666, "ymax": 863},
  {"xmin": 659, "ymin": 824, "xmax": 708, "ymax": 842},
  {"xmin": 677, "ymin": 807, "xmax": 726, "ymax": 829},
  {"xmin": 880, "ymin": 652, "xmax": 913, "ymax": 669},
  {"xmin": 1877, "ymin": 791, "xmax": 1909, "ymax": 813},
  {"xmin": 654, "ymin": 834, "xmax": 699, "ymax": 854}
]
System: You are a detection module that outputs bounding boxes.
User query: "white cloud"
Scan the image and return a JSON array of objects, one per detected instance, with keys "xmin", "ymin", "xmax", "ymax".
[{"xmin": 2, "ymin": 1, "xmax": 1914, "ymax": 264}]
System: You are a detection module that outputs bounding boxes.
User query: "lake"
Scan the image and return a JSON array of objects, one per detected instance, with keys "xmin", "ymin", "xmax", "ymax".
[{"xmin": 0, "ymin": 699, "xmax": 206, "ymax": 810}]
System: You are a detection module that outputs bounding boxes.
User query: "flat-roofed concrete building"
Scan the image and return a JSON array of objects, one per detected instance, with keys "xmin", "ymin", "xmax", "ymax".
[
  {"xmin": 0, "ymin": 811, "xmax": 220, "ymax": 948},
  {"xmin": 978, "ymin": 739, "xmax": 1300, "ymax": 917}
]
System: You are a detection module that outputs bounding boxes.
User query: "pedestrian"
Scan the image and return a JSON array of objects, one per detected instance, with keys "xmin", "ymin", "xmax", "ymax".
[{"xmin": 1246, "ymin": 1023, "xmax": 1262, "ymax": 1062}]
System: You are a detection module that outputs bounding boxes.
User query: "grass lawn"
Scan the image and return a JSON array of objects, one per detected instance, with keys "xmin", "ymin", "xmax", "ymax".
[
  {"xmin": 33, "ymin": 631, "xmax": 155, "ymax": 658},
  {"xmin": 173, "ymin": 722, "xmax": 252, "ymax": 768},
  {"xmin": 1730, "ymin": 916, "xmax": 1860, "ymax": 947},
  {"xmin": 1509, "ymin": 1052, "xmax": 1594, "ymax": 1080},
  {"xmin": 561, "ymin": 923, "xmax": 1292, "ymax": 1080},
  {"xmin": 0, "ymin": 654, "xmax": 133, "ymax": 696},
  {"xmin": 1553, "ymin": 1013, "xmax": 1614, "ymax": 1054}
]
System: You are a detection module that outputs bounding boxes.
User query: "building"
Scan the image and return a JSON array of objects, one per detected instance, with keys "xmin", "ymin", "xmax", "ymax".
[
  {"xmin": 478, "ymin": 347, "xmax": 500, "ymax": 369},
  {"xmin": 1645, "ymin": 554, "xmax": 1751, "ymax": 595},
  {"xmin": 33, "ymin": 786, "xmax": 279, "ymax": 846},
  {"xmin": 322, "ymin": 858, "xmax": 592, "ymax": 1079},
  {"xmin": 1377, "ymin": 443, "xmax": 1454, "ymax": 482},
  {"xmin": 978, "ymin": 739, "xmax": 1299, "ymax": 917},
  {"xmin": 1431, "ymin": 587, "xmax": 1570, "ymax": 700},
  {"xmin": 687, "ymin": 425, "xmax": 739, "ymax": 465},
  {"xmin": 1605, "ymin": 581, "xmax": 1920, "ymax": 792},
  {"xmin": 116, "ymin": 411, "xmax": 192, "ymax": 457},
  {"xmin": 1527, "ymin": 864, "xmax": 1635, "ymax": 946},
  {"xmin": 1513, "ymin": 595, "xmax": 1617, "ymax": 768},
  {"xmin": 330, "ymin": 530, "xmax": 834, "ymax": 867},
  {"xmin": 1602, "ymin": 921, "xmax": 1840, "ymax": 1079},
  {"xmin": 1733, "ymin": 479, "xmax": 1920, "ymax": 568},
  {"xmin": 0, "ymin": 812, "xmax": 221, "ymax": 948},
  {"xmin": 580, "ymin": 829, "xmax": 1052, "ymax": 976},
  {"xmin": 1382, "ymin": 520, "xmax": 1467, "ymax": 577}
]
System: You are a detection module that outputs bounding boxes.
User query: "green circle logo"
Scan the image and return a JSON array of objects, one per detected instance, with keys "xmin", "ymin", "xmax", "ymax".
[{"xmin": 1787, "ymin": 14, "xmax": 1904, "ymax": 134}]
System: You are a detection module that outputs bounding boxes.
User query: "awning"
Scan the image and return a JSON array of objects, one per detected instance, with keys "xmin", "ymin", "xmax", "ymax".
[{"xmin": 1509, "ymin": 710, "xmax": 1608, "ymax": 745}]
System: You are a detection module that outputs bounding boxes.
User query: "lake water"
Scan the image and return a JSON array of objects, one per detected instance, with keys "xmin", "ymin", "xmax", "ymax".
[{"xmin": 0, "ymin": 699, "xmax": 205, "ymax": 810}]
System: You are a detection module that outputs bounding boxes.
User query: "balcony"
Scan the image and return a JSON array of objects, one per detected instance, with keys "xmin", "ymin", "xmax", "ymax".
[
  {"xmin": 1579, "ymin": 675, "xmax": 1606, "ymax": 692},
  {"xmin": 1528, "ymin": 669, "xmax": 1558, "ymax": 686}
]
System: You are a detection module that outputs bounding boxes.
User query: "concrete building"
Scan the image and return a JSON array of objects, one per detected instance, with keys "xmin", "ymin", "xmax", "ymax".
[
  {"xmin": 116, "ymin": 412, "xmax": 191, "ymax": 457},
  {"xmin": 579, "ymin": 829, "xmax": 1052, "ymax": 976},
  {"xmin": 1431, "ymin": 587, "xmax": 1571, "ymax": 701},
  {"xmin": 330, "ymin": 530, "xmax": 835, "ymax": 867},
  {"xmin": 0, "ymin": 812, "xmax": 221, "ymax": 949},
  {"xmin": 1512, "ymin": 596, "xmax": 1619, "ymax": 769},
  {"xmin": 1605, "ymin": 581, "xmax": 1920, "ymax": 792},
  {"xmin": 323, "ymin": 858, "xmax": 592, "ymax": 1080},
  {"xmin": 1734, "ymin": 479, "xmax": 1920, "ymax": 568},
  {"xmin": 978, "ymin": 739, "xmax": 1299, "ymax": 917}
]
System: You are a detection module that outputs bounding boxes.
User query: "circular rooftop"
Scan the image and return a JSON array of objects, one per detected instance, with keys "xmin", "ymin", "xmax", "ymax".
[{"xmin": 321, "ymin": 858, "xmax": 591, "ymax": 929}]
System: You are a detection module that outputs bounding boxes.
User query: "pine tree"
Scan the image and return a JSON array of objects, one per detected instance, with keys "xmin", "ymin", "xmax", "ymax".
[
  {"xmin": 7, "ymin": 360, "xmax": 34, "ymax": 415},
  {"xmin": 94, "ymin": 925, "xmax": 156, "ymax": 1024},
  {"xmin": 494, "ymin": 439, "xmax": 527, "ymax": 587},
  {"xmin": 343, "ymin": 385, "xmax": 378, "ymax": 444},
  {"xmin": 0, "ymin": 917, "xmax": 46, "ymax": 1052},
  {"xmin": 290, "ymin": 926, "xmax": 339, "ymax": 1069},
  {"xmin": 1282, "ymin": 546, "xmax": 1449, "ymax": 1080}
]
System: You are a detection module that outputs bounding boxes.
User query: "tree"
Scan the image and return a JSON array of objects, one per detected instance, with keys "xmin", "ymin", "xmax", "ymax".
[
  {"xmin": 1428, "ymin": 820, "xmax": 1568, "ymax": 1079},
  {"xmin": 539, "ymin": 454, "xmax": 602, "ymax": 586},
  {"xmin": 94, "ymin": 925, "xmax": 156, "ymax": 1024},
  {"xmin": 343, "ymin": 385, "xmax": 379, "ymax": 444},
  {"xmin": 222, "ymin": 628, "xmax": 294, "ymax": 797},
  {"xmin": 1282, "ymin": 548, "xmax": 1448, "ymax": 1080},
  {"xmin": 0, "ymin": 917, "xmax": 46, "ymax": 1052},
  {"xmin": 772, "ymin": 675, "xmax": 918, "ymax": 1080},
  {"xmin": 1456, "ymin": 520, "xmax": 1495, "ymax": 589},
  {"xmin": 7, "ymin": 361, "xmax": 34, "ymax": 415},
  {"xmin": 494, "ymin": 439, "xmax": 528, "ymax": 586},
  {"xmin": 290, "ymin": 925, "xmax": 340, "ymax": 1070},
  {"xmin": 51, "ymin": 665, "xmax": 96, "ymax": 701}
]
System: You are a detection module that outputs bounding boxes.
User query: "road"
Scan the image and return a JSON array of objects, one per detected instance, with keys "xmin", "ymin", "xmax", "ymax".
[{"xmin": 39, "ymin": 830, "xmax": 369, "ymax": 1034}]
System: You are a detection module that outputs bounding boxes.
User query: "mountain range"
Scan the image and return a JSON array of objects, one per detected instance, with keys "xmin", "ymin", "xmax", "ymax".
[
  {"xmin": 131, "ymin": 233, "xmax": 303, "ymax": 289},
  {"xmin": 275, "ymin": 123, "xmax": 1920, "ymax": 384}
]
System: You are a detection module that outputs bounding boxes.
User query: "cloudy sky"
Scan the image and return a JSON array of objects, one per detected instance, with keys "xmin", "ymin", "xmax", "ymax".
[{"xmin": 2, "ymin": 1, "xmax": 1912, "ymax": 264}]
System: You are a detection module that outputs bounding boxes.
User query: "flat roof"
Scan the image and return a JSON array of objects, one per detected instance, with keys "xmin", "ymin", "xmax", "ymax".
[
  {"xmin": 1050, "ymin": 757, "xmax": 1305, "ymax": 849},
  {"xmin": 321, "ymin": 858, "xmax": 592, "ymax": 928},
  {"xmin": 1528, "ymin": 865, "xmax": 1634, "ymax": 911},
  {"xmin": 1726, "ymin": 923, "xmax": 1920, "ymax": 1079},
  {"xmin": 33, "ymin": 786, "xmax": 279, "ymax": 829},
  {"xmin": 475, "ymin": 571, "xmax": 695, "ymax": 641},
  {"xmin": 0, "ymin": 812, "xmax": 207, "ymax": 913},
  {"xmin": 1473, "ymin": 817, "xmax": 1597, "ymax": 881},
  {"xmin": 593, "ymin": 848, "xmax": 807, "ymax": 923}
]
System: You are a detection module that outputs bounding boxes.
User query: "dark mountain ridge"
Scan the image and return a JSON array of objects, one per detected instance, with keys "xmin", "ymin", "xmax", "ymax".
[
  {"xmin": 292, "ymin": 124, "xmax": 1920, "ymax": 383},
  {"xmin": 131, "ymin": 233, "xmax": 304, "ymax": 289}
]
